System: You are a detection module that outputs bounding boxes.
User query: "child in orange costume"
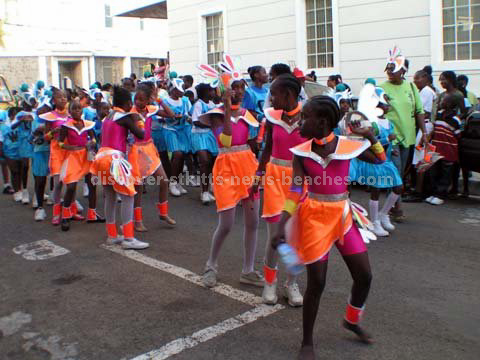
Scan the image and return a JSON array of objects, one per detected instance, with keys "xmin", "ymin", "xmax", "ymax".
[{"xmin": 58, "ymin": 100, "xmax": 104, "ymax": 231}]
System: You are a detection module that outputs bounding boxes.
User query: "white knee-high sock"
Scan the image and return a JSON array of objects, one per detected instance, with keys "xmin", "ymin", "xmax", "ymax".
[
  {"xmin": 369, "ymin": 200, "xmax": 379, "ymax": 222},
  {"xmin": 380, "ymin": 193, "xmax": 400, "ymax": 216}
]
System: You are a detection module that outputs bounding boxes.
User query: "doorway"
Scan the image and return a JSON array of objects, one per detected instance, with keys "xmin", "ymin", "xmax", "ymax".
[{"xmin": 58, "ymin": 60, "xmax": 82, "ymax": 89}]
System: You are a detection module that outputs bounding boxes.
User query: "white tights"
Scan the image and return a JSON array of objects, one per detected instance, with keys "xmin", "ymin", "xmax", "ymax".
[{"xmin": 206, "ymin": 198, "xmax": 260, "ymax": 274}]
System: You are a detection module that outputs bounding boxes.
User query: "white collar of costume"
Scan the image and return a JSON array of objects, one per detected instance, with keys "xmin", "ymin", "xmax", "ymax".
[
  {"xmin": 63, "ymin": 119, "xmax": 95, "ymax": 135},
  {"xmin": 264, "ymin": 107, "xmax": 301, "ymax": 134},
  {"xmin": 199, "ymin": 106, "xmax": 259, "ymax": 127},
  {"xmin": 386, "ymin": 46, "xmax": 407, "ymax": 73},
  {"xmin": 112, "ymin": 111, "xmax": 134, "ymax": 122},
  {"xmin": 39, "ymin": 111, "xmax": 68, "ymax": 122},
  {"xmin": 290, "ymin": 136, "xmax": 371, "ymax": 168}
]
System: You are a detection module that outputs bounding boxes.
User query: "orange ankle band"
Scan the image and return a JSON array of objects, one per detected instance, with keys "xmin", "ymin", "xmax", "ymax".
[
  {"xmin": 345, "ymin": 303, "xmax": 364, "ymax": 325},
  {"xmin": 106, "ymin": 223, "xmax": 117, "ymax": 238},
  {"xmin": 263, "ymin": 265, "xmax": 278, "ymax": 285},
  {"xmin": 62, "ymin": 206, "xmax": 72, "ymax": 219},
  {"xmin": 71, "ymin": 202, "xmax": 78, "ymax": 215},
  {"xmin": 123, "ymin": 221, "xmax": 134, "ymax": 239},
  {"xmin": 53, "ymin": 203, "xmax": 61, "ymax": 217},
  {"xmin": 134, "ymin": 207, "xmax": 143, "ymax": 222},
  {"xmin": 87, "ymin": 208, "xmax": 96, "ymax": 221},
  {"xmin": 156, "ymin": 202, "xmax": 168, "ymax": 216}
]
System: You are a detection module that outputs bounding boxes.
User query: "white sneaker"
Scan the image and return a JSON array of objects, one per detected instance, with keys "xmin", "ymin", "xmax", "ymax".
[
  {"xmin": 21, "ymin": 189, "xmax": 30, "ymax": 204},
  {"xmin": 379, "ymin": 214, "xmax": 395, "ymax": 231},
  {"xmin": 425, "ymin": 196, "xmax": 434, "ymax": 204},
  {"xmin": 429, "ymin": 196, "xmax": 444, "ymax": 205},
  {"xmin": 75, "ymin": 200, "xmax": 84, "ymax": 213},
  {"xmin": 83, "ymin": 183, "xmax": 89, "ymax": 197},
  {"xmin": 284, "ymin": 282, "xmax": 303, "ymax": 307},
  {"xmin": 262, "ymin": 281, "xmax": 278, "ymax": 305},
  {"xmin": 176, "ymin": 183, "xmax": 187, "ymax": 194},
  {"xmin": 372, "ymin": 220, "xmax": 389, "ymax": 237},
  {"xmin": 46, "ymin": 193, "xmax": 54, "ymax": 205},
  {"xmin": 201, "ymin": 192, "xmax": 210, "ymax": 205},
  {"xmin": 13, "ymin": 191, "xmax": 22, "ymax": 202},
  {"xmin": 121, "ymin": 238, "xmax": 149, "ymax": 250},
  {"xmin": 189, "ymin": 175, "xmax": 200, "ymax": 187},
  {"xmin": 106, "ymin": 235, "xmax": 124, "ymax": 246},
  {"xmin": 169, "ymin": 182, "xmax": 181, "ymax": 197},
  {"xmin": 34, "ymin": 208, "xmax": 47, "ymax": 221},
  {"xmin": 207, "ymin": 192, "xmax": 216, "ymax": 201},
  {"xmin": 202, "ymin": 267, "xmax": 217, "ymax": 288},
  {"xmin": 32, "ymin": 194, "xmax": 38, "ymax": 209},
  {"xmin": 44, "ymin": 193, "xmax": 49, "ymax": 200}
]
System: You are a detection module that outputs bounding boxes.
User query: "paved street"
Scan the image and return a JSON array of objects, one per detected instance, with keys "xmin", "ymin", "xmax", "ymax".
[{"xmin": 1, "ymin": 183, "xmax": 479, "ymax": 360}]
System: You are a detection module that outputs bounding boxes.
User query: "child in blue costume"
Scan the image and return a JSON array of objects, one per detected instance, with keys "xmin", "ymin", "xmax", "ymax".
[
  {"xmin": 31, "ymin": 99, "xmax": 53, "ymax": 221},
  {"xmin": 191, "ymin": 83, "xmax": 217, "ymax": 204},
  {"xmin": 349, "ymin": 89, "xmax": 403, "ymax": 237},
  {"xmin": 11, "ymin": 95, "xmax": 36, "ymax": 205},
  {"xmin": 243, "ymin": 66, "xmax": 269, "ymax": 154},
  {"xmin": 0, "ymin": 109, "xmax": 14, "ymax": 194},
  {"xmin": 0, "ymin": 107, "xmax": 22, "ymax": 202},
  {"xmin": 162, "ymin": 78, "xmax": 193, "ymax": 197}
]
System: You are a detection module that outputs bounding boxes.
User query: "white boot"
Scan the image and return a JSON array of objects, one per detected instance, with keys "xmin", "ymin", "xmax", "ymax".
[
  {"xmin": 373, "ymin": 220, "xmax": 389, "ymax": 237},
  {"xmin": 379, "ymin": 213, "xmax": 395, "ymax": 231},
  {"xmin": 262, "ymin": 281, "xmax": 278, "ymax": 305}
]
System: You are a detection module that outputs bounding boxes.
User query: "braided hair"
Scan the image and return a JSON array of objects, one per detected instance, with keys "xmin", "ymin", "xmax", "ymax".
[
  {"xmin": 272, "ymin": 73, "xmax": 302, "ymax": 99},
  {"xmin": 305, "ymin": 95, "xmax": 341, "ymax": 131},
  {"xmin": 112, "ymin": 85, "xmax": 132, "ymax": 108}
]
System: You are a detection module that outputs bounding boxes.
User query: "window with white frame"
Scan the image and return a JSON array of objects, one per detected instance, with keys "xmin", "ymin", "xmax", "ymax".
[
  {"xmin": 205, "ymin": 13, "xmax": 224, "ymax": 69},
  {"xmin": 306, "ymin": 0, "xmax": 334, "ymax": 68},
  {"xmin": 443, "ymin": 0, "xmax": 480, "ymax": 61}
]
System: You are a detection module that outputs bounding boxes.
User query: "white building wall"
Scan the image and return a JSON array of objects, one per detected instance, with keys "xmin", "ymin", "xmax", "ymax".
[{"xmin": 168, "ymin": 0, "xmax": 480, "ymax": 95}]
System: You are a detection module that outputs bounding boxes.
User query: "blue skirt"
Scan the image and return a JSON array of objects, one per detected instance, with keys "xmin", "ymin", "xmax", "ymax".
[
  {"xmin": 163, "ymin": 125, "xmax": 191, "ymax": 153},
  {"xmin": 191, "ymin": 130, "xmax": 218, "ymax": 156},
  {"xmin": 18, "ymin": 137, "xmax": 34, "ymax": 158},
  {"xmin": 151, "ymin": 128, "xmax": 167, "ymax": 153},
  {"xmin": 32, "ymin": 151, "xmax": 50, "ymax": 177},
  {"xmin": 349, "ymin": 158, "xmax": 402, "ymax": 188}
]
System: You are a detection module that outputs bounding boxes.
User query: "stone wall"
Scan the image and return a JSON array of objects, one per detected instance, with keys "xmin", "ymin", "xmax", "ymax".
[
  {"xmin": 94, "ymin": 57, "xmax": 124, "ymax": 85},
  {"xmin": 0, "ymin": 57, "xmax": 39, "ymax": 89}
]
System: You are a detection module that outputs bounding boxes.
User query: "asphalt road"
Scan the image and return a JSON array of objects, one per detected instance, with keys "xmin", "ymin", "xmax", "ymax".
[{"xmin": 0, "ymin": 182, "xmax": 479, "ymax": 360}]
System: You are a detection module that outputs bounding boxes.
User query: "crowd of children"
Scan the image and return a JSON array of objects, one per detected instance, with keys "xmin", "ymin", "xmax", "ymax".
[{"xmin": 0, "ymin": 47, "xmax": 478, "ymax": 359}]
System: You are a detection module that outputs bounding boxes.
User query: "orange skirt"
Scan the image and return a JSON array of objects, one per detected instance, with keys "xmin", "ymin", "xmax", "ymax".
[
  {"xmin": 262, "ymin": 161, "xmax": 294, "ymax": 219},
  {"xmin": 60, "ymin": 149, "xmax": 91, "ymax": 184},
  {"xmin": 90, "ymin": 147, "xmax": 136, "ymax": 196},
  {"xmin": 290, "ymin": 197, "xmax": 353, "ymax": 265},
  {"xmin": 49, "ymin": 139, "xmax": 67, "ymax": 176},
  {"xmin": 213, "ymin": 146, "xmax": 258, "ymax": 212},
  {"xmin": 128, "ymin": 139, "xmax": 162, "ymax": 185}
]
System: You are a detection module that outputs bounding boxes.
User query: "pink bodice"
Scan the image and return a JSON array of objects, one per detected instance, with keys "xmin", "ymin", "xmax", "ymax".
[
  {"xmin": 134, "ymin": 115, "xmax": 152, "ymax": 143},
  {"xmin": 101, "ymin": 117, "xmax": 128, "ymax": 153},
  {"xmin": 214, "ymin": 119, "xmax": 250, "ymax": 148},
  {"xmin": 271, "ymin": 124, "xmax": 306, "ymax": 160},
  {"xmin": 302, "ymin": 157, "xmax": 350, "ymax": 194},
  {"xmin": 66, "ymin": 129, "xmax": 88, "ymax": 147}
]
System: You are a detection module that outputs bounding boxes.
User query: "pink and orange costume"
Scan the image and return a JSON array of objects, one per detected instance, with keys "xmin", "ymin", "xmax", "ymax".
[
  {"xmin": 286, "ymin": 135, "xmax": 375, "ymax": 325},
  {"xmin": 40, "ymin": 109, "xmax": 69, "ymax": 220},
  {"xmin": 262, "ymin": 107, "xmax": 307, "ymax": 222},
  {"xmin": 128, "ymin": 105, "xmax": 170, "ymax": 222},
  {"xmin": 202, "ymin": 107, "xmax": 259, "ymax": 212}
]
